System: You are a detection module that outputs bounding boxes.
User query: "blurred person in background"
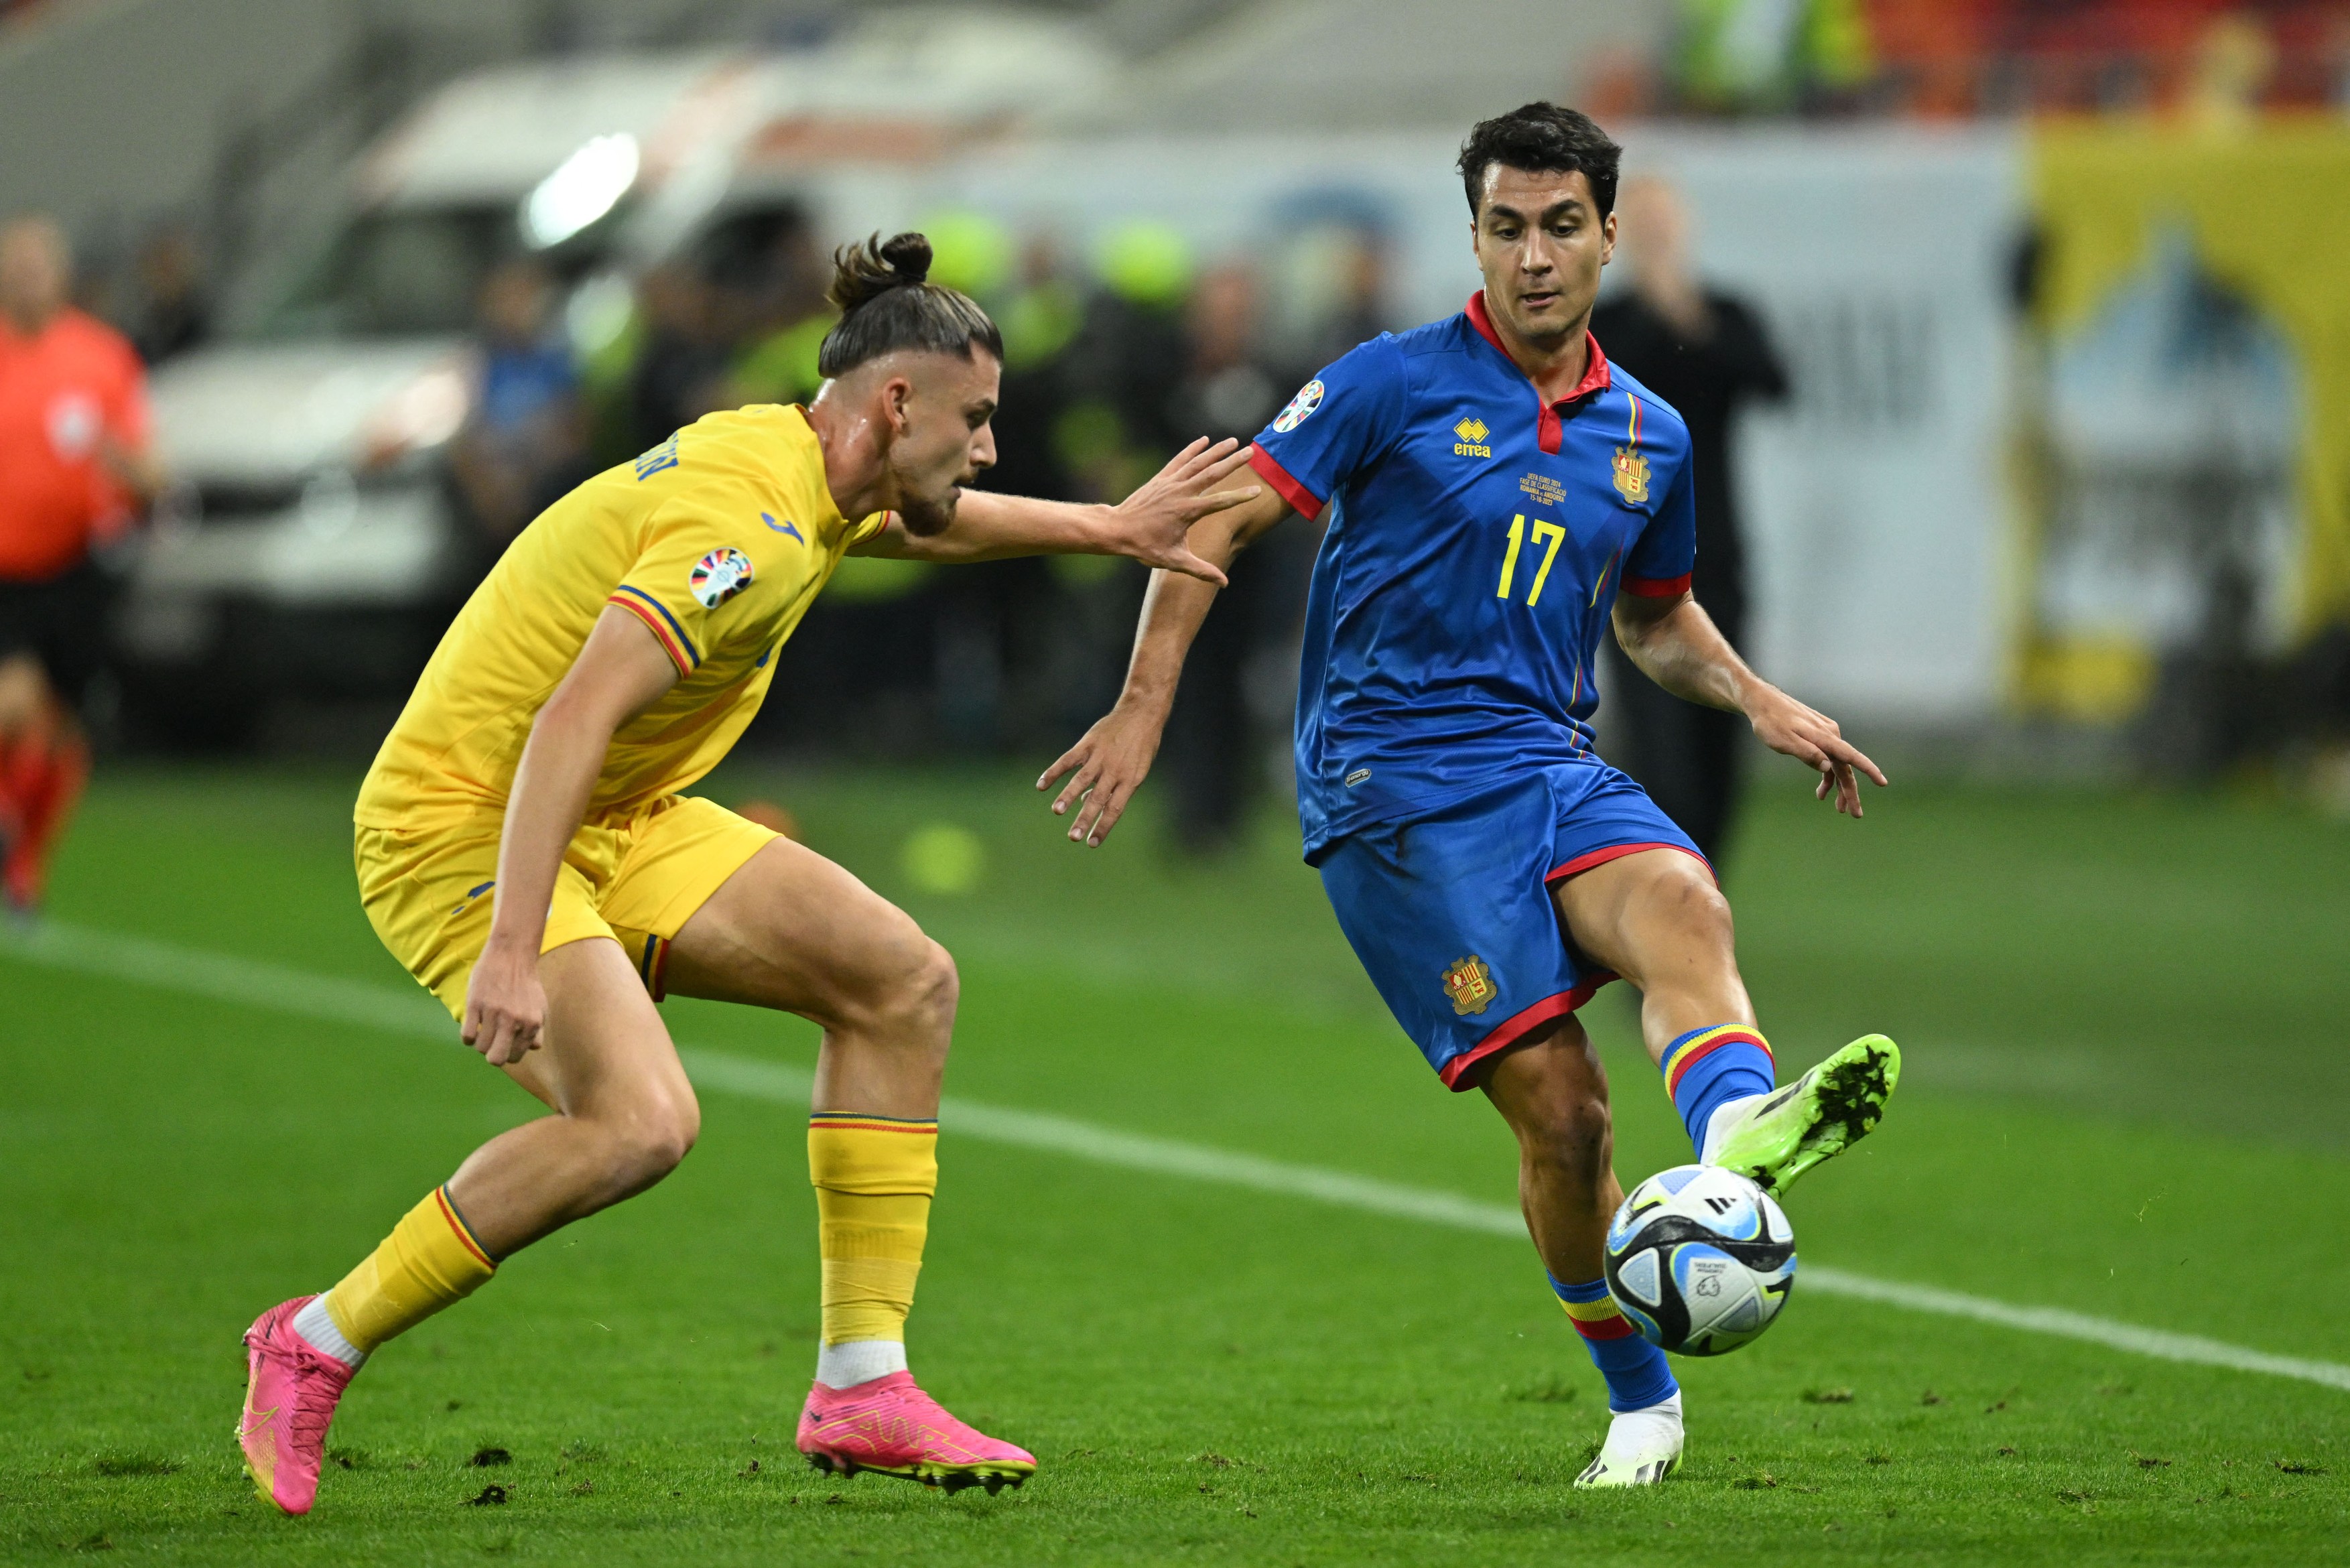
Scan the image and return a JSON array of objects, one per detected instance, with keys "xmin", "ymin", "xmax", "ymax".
[
  {"xmin": 1299, "ymin": 226, "xmax": 1395, "ymax": 371},
  {"xmin": 449, "ymin": 259, "xmax": 588, "ymax": 566},
  {"xmin": 1592, "ymin": 176, "xmax": 1787, "ymax": 866},
  {"xmin": 972, "ymin": 231, "xmax": 1098, "ymax": 746},
  {"xmin": 1070, "ymin": 222, "xmax": 1195, "ymax": 472},
  {"xmin": 974, "ymin": 231, "xmax": 1082, "ymax": 505},
  {"xmin": 0, "ymin": 214, "xmax": 160, "ymax": 915},
  {"xmin": 722, "ymin": 205, "xmax": 834, "ymax": 409},
  {"xmin": 127, "ymin": 220, "xmax": 210, "ymax": 367},
  {"xmin": 1159, "ymin": 261, "xmax": 1313, "ymax": 854},
  {"xmin": 625, "ymin": 263, "xmax": 730, "ymax": 454}
]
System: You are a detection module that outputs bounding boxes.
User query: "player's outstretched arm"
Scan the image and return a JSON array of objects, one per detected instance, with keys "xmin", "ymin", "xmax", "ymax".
[
  {"xmin": 1611, "ymin": 590, "xmax": 1888, "ymax": 818},
  {"xmin": 464, "ymin": 609, "xmax": 681, "ymax": 1064},
  {"xmin": 1037, "ymin": 476, "xmax": 1293, "ymax": 846},
  {"xmin": 850, "ymin": 437, "xmax": 1258, "ymax": 585}
]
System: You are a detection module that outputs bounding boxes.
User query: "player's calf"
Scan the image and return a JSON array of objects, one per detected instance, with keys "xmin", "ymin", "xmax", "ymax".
[{"xmin": 1480, "ymin": 1033, "xmax": 1681, "ymax": 1487}]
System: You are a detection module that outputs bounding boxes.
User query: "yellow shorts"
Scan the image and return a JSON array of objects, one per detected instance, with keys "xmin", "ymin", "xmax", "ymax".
[{"xmin": 354, "ymin": 794, "xmax": 779, "ymax": 1020}]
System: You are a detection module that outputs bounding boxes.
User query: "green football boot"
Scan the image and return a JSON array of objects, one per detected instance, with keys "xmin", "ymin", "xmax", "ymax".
[{"xmin": 1707, "ymin": 1034, "xmax": 1900, "ymax": 1197}]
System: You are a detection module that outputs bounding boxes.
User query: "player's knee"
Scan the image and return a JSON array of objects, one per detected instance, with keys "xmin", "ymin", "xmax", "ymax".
[
  {"xmin": 1525, "ymin": 1094, "xmax": 1614, "ymax": 1185},
  {"xmin": 892, "ymin": 939, "xmax": 960, "ymax": 1055},
  {"xmin": 850, "ymin": 925, "xmax": 957, "ymax": 1045},
  {"xmin": 602, "ymin": 1086, "xmax": 701, "ymax": 1185},
  {"xmin": 1655, "ymin": 866, "xmax": 1735, "ymax": 952}
]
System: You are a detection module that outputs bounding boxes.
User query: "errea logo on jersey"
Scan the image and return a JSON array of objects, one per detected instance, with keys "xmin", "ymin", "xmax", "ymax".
[
  {"xmin": 1272, "ymin": 379, "xmax": 1324, "ymax": 432},
  {"xmin": 1453, "ymin": 417, "xmax": 1491, "ymax": 458}
]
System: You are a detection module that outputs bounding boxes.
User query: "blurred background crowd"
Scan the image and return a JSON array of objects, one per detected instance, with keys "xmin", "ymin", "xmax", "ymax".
[{"xmin": 5, "ymin": 0, "xmax": 2350, "ymax": 870}]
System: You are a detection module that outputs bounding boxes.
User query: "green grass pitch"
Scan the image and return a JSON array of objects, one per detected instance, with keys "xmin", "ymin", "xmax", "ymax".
[{"xmin": 3, "ymin": 759, "xmax": 2346, "ymax": 1563}]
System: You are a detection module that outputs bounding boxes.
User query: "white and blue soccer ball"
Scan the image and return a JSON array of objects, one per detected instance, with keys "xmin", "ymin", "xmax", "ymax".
[{"xmin": 1604, "ymin": 1165, "xmax": 1796, "ymax": 1356}]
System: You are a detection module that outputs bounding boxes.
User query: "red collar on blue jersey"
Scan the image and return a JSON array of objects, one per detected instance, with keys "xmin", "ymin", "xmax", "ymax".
[{"xmin": 1465, "ymin": 290, "xmax": 1612, "ymax": 455}]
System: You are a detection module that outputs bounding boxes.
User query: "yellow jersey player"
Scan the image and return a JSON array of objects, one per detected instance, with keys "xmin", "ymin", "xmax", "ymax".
[{"xmin": 235, "ymin": 233, "xmax": 1256, "ymax": 1513}]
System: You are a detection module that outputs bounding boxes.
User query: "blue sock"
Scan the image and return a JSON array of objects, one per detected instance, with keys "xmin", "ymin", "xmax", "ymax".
[
  {"xmin": 1660, "ymin": 1025, "xmax": 1774, "ymax": 1159},
  {"xmin": 1550, "ymin": 1275, "xmax": 1677, "ymax": 1413}
]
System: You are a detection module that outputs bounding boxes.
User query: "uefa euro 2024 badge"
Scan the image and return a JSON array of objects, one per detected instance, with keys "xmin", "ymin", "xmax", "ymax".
[
  {"xmin": 1272, "ymin": 379, "xmax": 1324, "ymax": 433},
  {"xmin": 690, "ymin": 547, "xmax": 755, "ymax": 610}
]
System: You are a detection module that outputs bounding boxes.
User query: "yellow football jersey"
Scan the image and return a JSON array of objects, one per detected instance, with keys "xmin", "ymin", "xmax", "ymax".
[{"xmin": 354, "ymin": 405, "xmax": 885, "ymax": 830}]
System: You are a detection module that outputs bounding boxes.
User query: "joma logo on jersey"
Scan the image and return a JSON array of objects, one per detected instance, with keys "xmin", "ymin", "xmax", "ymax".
[
  {"xmin": 1612, "ymin": 446, "xmax": 1650, "ymax": 505},
  {"xmin": 1453, "ymin": 417, "xmax": 1492, "ymax": 458},
  {"xmin": 1441, "ymin": 954, "xmax": 1498, "ymax": 1017}
]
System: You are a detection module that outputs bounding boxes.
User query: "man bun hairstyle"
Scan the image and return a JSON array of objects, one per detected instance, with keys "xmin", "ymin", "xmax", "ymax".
[
  {"xmin": 1457, "ymin": 103, "xmax": 1623, "ymax": 221},
  {"xmin": 816, "ymin": 231, "xmax": 1003, "ymax": 379}
]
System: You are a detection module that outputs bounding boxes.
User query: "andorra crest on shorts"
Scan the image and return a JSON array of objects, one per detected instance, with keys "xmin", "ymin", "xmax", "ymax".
[
  {"xmin": 1441, "ymin": 954, "xmax": 1498, "ymax": 1017},
  {"xmin": 1272, "ymin": 379, "xmax": 1325, "ymax": 433},
  {"xmin": 690, "ymin": 547, "xmax": 755, "ymax": 609},
  {"xmin": 1612, "ymin": 446, "xmax": 1650, "ymax": 505}
]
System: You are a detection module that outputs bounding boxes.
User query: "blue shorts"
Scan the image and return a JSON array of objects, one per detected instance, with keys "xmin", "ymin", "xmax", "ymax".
[{"xmin": 1315, "ymin": 764, "xmax": 1710, "ymax": 1091}]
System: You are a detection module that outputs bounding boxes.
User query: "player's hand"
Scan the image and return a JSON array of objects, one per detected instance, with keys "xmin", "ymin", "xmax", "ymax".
[
  {"xmin": 1103, "ymin": 437, "xmax": 1259, "ymax": 586},
  {"xmin": 1746, "ymin": 685, "xmax": 1888, "ymax": 818},
  {"xmin": 1037, "ymin": 699, "xmax": 1168, "ymax": 846},
  {"xmin": 462, "ymin": 936, "xmax": 547, "ymax": 1065}
]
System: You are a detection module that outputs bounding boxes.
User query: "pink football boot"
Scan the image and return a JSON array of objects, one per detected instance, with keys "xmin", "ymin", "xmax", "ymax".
[
  {"xmin": 796, "ymin": 1371, "xmax": 1036, "ymax": 1494},
  {"xmin": 237, "ymin": 1297, "xmax": 355, "ymax": 1515}
]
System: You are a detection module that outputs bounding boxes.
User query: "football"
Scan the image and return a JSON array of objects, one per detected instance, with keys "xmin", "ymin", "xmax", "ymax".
[{"xmin": 1604, "ymin": 1165, "xmax": 1797, "ymax": 1356}]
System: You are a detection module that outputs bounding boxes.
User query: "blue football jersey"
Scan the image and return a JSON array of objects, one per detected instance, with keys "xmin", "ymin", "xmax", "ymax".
[{"xmin": 1250, "ymin": 291, "xmax": 1697, "ymax": 858}]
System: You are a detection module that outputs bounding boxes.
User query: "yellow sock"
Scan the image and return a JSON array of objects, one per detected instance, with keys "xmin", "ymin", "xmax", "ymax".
[
  {"xmin": 321, "ymin": 1185, "xmax": 497, "ymax": 1354},
  {"xmin": 808, "ymin": 1113, "xmax": 937, "ymax": 1344}
]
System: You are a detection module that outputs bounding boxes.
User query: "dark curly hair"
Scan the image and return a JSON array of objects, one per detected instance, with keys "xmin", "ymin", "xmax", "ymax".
[
  {"xmin": 1457, "ymin": 103, "xmax": 1622, "ymax": 221},
  {"xmin": 816, "ymin": 231, "xmax": 1003, "ymax": 379}
]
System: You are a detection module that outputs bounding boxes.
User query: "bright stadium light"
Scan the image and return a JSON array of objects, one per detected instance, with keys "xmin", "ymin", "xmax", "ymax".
[{"xmin": 520, "ymin": 133, "xmax": 639, "ymax": 249}]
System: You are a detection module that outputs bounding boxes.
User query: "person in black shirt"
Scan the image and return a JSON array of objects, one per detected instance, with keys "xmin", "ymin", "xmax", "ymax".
[
  {"xmin": 1157, "ymin": 261, "xmax": 1313, "ymax": 854},
  {"xmin": 1591, "ymin": 176, "xmax": 1788, "ymax": 866}
]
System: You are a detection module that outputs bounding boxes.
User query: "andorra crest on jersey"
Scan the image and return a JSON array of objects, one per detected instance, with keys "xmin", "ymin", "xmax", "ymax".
[
  {"xmin": 1441, "ymin": 954, "xmax": 1498, "ymax": 1017},
  {"xmin": 1612, "ymin": 445, "xmax": 1650, "ymax": 505},
  {"xmin": 1272, "ymin": 379, "xmax": 1325, "ymax": 432},
  {"xmin": 690, "ymin": 547, "xmax": 755, "ymax": 609}
]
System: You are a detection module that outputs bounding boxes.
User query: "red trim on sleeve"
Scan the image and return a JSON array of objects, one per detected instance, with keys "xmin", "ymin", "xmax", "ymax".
[
  {"xmin": 1621, "ymin": 572, "xmax": 1693, "ymax": 599},
  {"xmin": 606, "ymin": 592, "xmax": 694, "ymax": 676},
  {"xmin": 1248, "ymin": 444, "xmax": 1324, "ymax": 522},
  {"xmin": 1545, "ymin": 841, "xmax": 1716, "ymax": 887}
]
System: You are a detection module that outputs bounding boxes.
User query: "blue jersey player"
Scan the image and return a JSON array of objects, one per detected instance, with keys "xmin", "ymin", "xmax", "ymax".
[{"xmin": 1041, "ymin": 104, "xmax": 1901, "ymax": 1487}]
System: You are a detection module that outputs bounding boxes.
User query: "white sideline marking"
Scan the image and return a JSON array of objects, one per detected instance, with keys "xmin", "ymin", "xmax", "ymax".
[{"xmin": 9, "ymin": 918, "xmax": 2349, "ymax": 1394}]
